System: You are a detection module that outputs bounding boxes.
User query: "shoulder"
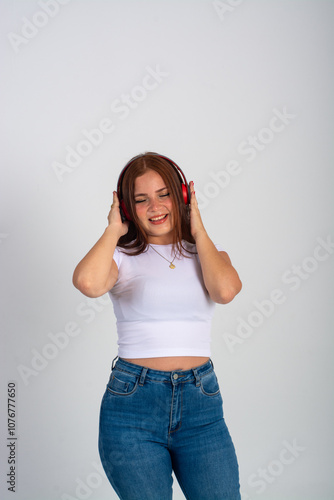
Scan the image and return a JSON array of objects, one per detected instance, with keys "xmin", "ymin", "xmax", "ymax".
[
  {"xmin": 113, "ymin": 245, "xmax": 137, "ymax": 268},
  {"xmin": 181, "ymin": 240, "xmax": 225, "ymax": 253},
  {"xmin": 181, "ymin": 240, "xmax": 196, "ymax": 253}
]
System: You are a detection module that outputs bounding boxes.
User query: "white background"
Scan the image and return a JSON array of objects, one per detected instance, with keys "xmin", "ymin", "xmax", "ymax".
[{"xmin": 1, "ymin": 1, "xmax": 333, "ymax": 499}]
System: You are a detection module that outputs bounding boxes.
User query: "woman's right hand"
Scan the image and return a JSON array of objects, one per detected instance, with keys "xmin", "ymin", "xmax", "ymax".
[{"xmin": 107, "ymin": 191, "xmax": 130, "ymax": 237}]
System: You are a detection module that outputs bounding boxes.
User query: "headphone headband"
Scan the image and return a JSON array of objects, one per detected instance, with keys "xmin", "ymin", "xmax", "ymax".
[{"xmin": 117, "ymin": 153, "xmax": 190, "ymax": 221}]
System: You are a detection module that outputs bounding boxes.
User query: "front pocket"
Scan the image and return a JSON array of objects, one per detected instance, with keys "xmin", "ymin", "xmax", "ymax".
[
  {"xmin": 107, "ymin": 370, "xmax": 138, "ymax": 396},
  {"xmin": 200, "ymin": 370, "xmax": 221, "ymax": 397}
]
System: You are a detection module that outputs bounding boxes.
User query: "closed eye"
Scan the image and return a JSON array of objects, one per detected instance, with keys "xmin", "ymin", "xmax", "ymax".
[{"xmin": 134, "ymin": 193, "xmax": 170, "ymax": 204}]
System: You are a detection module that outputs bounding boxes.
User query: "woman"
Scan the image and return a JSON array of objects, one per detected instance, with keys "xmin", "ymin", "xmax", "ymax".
[{"xmin": 73, "ymin": 152, "xmax": 242, "ymax": 500}]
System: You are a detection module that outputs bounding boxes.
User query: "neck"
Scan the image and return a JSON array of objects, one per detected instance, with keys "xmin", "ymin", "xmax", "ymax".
[{"xmin": 147, "ymin": 236, "xmax": 174, "ymax": 245}]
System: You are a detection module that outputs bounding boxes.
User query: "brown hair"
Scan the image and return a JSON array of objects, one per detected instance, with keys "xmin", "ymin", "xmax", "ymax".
[{"xmin": 117, "ymin": 152, "xmax": 195, "ymax": 256}]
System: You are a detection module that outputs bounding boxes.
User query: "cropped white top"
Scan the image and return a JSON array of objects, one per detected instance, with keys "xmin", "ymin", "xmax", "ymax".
[{"xmin": 108, "ymin": 240, "xmax": 223, "ymax": 358}]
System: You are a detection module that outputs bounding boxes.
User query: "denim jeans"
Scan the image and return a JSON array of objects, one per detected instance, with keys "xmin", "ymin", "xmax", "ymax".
[{"xmin": 98, "ymin": 358, "xmax": 241, "ymax": 500}]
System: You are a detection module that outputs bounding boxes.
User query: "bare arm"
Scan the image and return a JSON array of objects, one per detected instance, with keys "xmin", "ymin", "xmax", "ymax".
[
  {"xmin": 195, "ymin": 232, "xmax": 242, "ymax": 304},
  {"xmin": 189, "ymin": 181, "xmax": 242, "ymax": 304},
  {"xmin": 72, "ymin": 191, "xmax": 129, "ymax": 298}
]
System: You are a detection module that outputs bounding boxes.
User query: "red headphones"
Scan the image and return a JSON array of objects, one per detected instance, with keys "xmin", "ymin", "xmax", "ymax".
[{"xmin": 117, "ymin": 153, "xmax": 190, "ymax": 222}]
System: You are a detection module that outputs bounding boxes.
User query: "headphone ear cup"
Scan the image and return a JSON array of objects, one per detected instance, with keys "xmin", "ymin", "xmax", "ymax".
[
  {"xmin": 181, "ymin": 183, "xmax": 190, "ymax": 205},
  {"xmin": 120, "ymin": 199, "xmax": 131, "ymax": 221}
]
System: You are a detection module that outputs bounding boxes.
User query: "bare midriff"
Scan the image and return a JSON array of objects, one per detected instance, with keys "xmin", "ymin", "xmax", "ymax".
[{"xmin": 122, "ymin": 356, "xmax": 210, "ymax": 372}]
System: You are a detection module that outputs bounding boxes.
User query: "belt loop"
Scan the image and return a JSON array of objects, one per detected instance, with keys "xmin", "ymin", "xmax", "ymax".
[
  {"xmin": 210, "ymin": 358, "xmax": 214, "ymax": 370},
  {"xmin": 192, "ymin": 368, "xmax": 201, "ymax": 387},
  {"xmin": 139, "ymin": 367, "xmax": 148, "ymax": 386},
  {"xmin": 111, "ymin": 355, "xmax": 118, "ymax": 370}
]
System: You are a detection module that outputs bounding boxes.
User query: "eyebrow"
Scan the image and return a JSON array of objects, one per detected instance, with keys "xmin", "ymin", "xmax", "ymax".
[{"xmin": 134, "ymin": 187, "xmax": 168, "ymax": 197}]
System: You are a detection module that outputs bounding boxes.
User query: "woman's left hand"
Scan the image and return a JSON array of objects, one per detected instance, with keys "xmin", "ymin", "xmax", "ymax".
[{"xmin": 189, "ymin": 181, "xmax": 206, "ymax": 241}]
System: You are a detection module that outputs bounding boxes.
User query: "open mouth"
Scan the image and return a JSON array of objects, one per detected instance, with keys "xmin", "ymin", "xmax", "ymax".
[{"xmin": 148, "ymin": 214, "xmax": 168, "ymax": 224}]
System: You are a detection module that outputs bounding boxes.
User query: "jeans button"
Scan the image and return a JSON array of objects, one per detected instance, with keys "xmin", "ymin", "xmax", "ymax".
[{"xmin": 173, "ymin": 373, "xmax": 179, "ymax": 380}]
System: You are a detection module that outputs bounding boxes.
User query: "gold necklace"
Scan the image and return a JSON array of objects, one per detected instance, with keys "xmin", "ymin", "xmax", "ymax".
[{"xmin": 149, "ymin": 245, "xmax": 177, "ymax": 269}]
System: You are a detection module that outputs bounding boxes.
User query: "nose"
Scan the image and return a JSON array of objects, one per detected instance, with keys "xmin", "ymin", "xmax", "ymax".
[{"xmin": 148, "ymin": 196, "xmax": 162, "ymax": 212}]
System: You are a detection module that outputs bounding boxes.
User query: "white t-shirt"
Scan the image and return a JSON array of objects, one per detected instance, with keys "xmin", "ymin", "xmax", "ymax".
[{"xmin": 108, "ymin": 240, "xmax": 224, "ymax": 358}]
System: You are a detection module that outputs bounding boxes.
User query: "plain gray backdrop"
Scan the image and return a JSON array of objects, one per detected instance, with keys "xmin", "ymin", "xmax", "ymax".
[{"xmin": 1, "ymin": 1, "xmax": 333, "ymax": 499}]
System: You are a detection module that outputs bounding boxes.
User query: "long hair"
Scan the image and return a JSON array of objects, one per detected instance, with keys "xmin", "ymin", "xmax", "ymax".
[{"xmin": 117, "ymin": 152, "xmax": 195, "ymax": 256}]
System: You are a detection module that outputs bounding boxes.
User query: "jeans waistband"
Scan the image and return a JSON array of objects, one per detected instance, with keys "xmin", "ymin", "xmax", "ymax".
[{"xmin": 112, "ymin": 357, "xmax": 214, "ymax": 386}]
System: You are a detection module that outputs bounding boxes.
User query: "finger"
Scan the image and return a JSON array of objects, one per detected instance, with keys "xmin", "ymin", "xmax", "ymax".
[
  {"xmin": 189, "ymin": 181, "xmax": 195, "ymax": 200},
  {"xmin": 112, "ymin": 191, "xmax": 119, "ymax": 206},
  {"xmin": 190, "ymin": 185, "xmax": 197, "ymax": 205}
]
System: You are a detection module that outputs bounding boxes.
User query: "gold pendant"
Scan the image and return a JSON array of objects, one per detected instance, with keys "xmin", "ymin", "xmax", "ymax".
[{"xmin": 169, "ymin": 263, "xmax": 176, "ymax": 269}]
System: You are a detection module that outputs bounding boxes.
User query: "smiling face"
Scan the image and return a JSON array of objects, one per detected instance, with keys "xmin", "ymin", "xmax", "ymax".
[{"xmin": 134, "ymin": 169, "xmax": 174, "ymax": 245}]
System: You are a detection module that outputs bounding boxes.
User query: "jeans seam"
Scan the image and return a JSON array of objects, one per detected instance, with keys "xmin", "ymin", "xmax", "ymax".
[
  {"xmin": 113, "ymin": 367, "xmax": 139, "ymax": 377},
  {"xmin": 168, "ymin": 384, "xmax": 183, "ymax": 435}
]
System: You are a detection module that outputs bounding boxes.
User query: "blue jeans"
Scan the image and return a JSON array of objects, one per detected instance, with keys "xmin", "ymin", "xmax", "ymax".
[{"xmin": 98, "ymin": 358, "xmax": 241, "ymax": 500}]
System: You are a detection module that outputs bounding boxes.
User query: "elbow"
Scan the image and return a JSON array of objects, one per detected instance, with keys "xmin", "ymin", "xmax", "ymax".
[
  {"xmin": 72, "ymin": 274, "xmax": 91, "ymax": 297},
  {"xmin": 213, "ymin": 279, "xmax": 242, "ymax": 305},
  {"xmin": 72, "ymin": 273, "xmax": 105, "ymax": 298}
]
